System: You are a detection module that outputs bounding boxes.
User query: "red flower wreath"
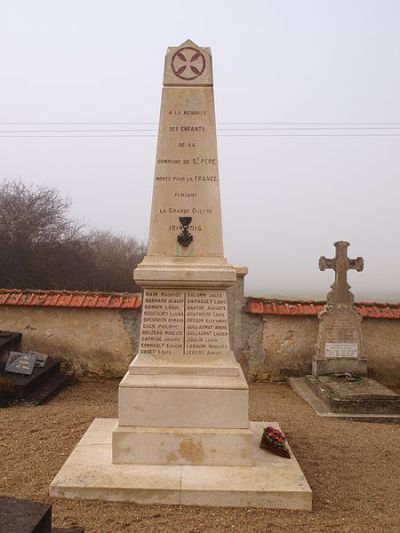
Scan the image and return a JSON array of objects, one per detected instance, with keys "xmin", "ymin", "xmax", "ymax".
[{"xmin": 259, "ymin": 426, "xmax": 290, "ymax": 458}]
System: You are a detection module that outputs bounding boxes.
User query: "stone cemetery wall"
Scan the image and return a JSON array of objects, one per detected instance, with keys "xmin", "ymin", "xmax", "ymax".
[
  {"xmin": 0, "ymin": 288, "xmax": 399, "ymax": 386},
  {"xmin": 244, "ymin": 300, "xmax": 400, "ymax": 388},
  {"xmin": 0, "ymin": 291, "xmax": 142, "ymax": 379}
]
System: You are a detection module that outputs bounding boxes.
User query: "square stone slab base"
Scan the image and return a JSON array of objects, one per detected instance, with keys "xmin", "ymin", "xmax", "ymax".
[
  {"xmin": 289, "ymin": 377, "xmax": 400, "ymax": 422},
  {"xmin": 50, "ymin": 419, "xmax": 312, "ymax": 510}
]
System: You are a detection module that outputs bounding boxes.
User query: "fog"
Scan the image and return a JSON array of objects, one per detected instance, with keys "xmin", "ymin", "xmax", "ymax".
[{"xmin": 1, "ymin": 1, "xmax": 399, "ymax": 300}]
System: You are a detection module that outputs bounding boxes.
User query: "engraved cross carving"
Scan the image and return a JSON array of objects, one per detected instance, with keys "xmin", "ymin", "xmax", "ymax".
[{"xmin": 319, "ymin": 241, "xmax": 364, "ymax": 305}]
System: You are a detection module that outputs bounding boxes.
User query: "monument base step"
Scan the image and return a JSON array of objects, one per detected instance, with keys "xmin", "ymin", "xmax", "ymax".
[
  {"xmin": 50, "ymin": 419, "xmax": 312, "ymax": 510},
  {"xmin": 118, "ymin": 371, "xmax": 249, "ymax": 429},
  {"xmin": 129, "ymin": 352, "xmax": 241, "ymax": 377},
  {"xmin": 112, "ymin": 424, "xmax": 253, "ymax": 465},
  {"xmin": 289, "ymin": 377, "xmax": 400, "ymax": 422}
]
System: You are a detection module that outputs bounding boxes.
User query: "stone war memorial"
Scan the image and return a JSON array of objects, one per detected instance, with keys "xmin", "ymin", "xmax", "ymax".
[
  {"xmin": 50, "ymin": 40, "xmax": 312, "ymax": 509},
  {"xmin": 290, "ymin": 241, "xmax": 400, "ymax": 420}
]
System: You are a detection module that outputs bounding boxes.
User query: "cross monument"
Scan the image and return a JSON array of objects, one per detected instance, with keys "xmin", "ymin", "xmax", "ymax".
[
  {"xmin": 313, "ymin": 241, "xmax": 367, "ymax": 376},
  {"xmin": 319, "ymin": 241, "xmax": 364, "ymax": 305}
]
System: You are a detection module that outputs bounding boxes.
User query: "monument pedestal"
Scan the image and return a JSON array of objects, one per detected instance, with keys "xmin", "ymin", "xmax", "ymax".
[{"xmin": 50, "ymin": 419, "xmax": 312, "ymax": 510}]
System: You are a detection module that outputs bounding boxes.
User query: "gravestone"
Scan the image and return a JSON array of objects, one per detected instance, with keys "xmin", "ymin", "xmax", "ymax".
[
  {"xmin": 50, "ymin": 40, "xmax": 311, "ymax": 509},
  {"xmin": 313, "ymin": 241, "xmax": 367, "ymax": 376},
  {"xmin": 289, "ymin": 241, "xmax": 400, "ymax": 419},
  {"xmin": 1, "ymin": 352, "xmax": 71, "ymax": 406},
  {"xmin": 6, "ymin": 351, "xmax": 37, "ymax": 375}
]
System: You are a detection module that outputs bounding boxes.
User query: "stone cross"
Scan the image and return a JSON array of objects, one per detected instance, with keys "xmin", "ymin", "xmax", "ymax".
[{"xmin": 319, "ymin": 241, "xmax": 364, "ymax": 305}]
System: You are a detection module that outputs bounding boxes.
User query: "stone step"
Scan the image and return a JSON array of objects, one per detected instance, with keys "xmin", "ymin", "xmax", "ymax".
[{"xmin": 24, "ymin": 371, "xmax": 71, "ymax": 406}]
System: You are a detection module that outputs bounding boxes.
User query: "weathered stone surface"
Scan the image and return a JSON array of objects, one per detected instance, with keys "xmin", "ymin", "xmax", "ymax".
[
  {"xmin": 304, "ymin": 375, "xmax": 400, "ymax": 414},
  {"xmin": 0, "ymin": 306, "xmax": 141, "ymax": 378},
  {"xmin": 314, "ymin": 304, "xmax": 367, "ymax": 376},
  {"xmin": 112, "ymin": 425, "xmax": 253, "ymax": 466},
  {"xmin": 289, "ymin": 376, "xmax": 400, "ymax": 421},
  {"xmin": 319, "ymin": 241, "xmax": 363, "ymax": 305},
  {"xmin": 314, "ymin": 241, "xmax": 366, "ymax": 376}
]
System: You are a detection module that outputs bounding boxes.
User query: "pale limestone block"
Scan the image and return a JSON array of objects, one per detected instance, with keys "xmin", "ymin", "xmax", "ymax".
[
  {"xmin": 50, "ymin": 419, "xmax": 312, "ymax": 510},
  {"xmin": 112, "ymin": 425, "xmax": 253, "ymax": 466},
  {"xmin": 118, "ymin": 381, "xmax": 249, "ymax": 429}
]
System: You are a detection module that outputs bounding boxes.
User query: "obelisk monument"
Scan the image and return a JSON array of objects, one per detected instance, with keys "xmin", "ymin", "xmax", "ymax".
[
  {"xmin": 112, "ymin": 39, "xmax": 253, "ymax": 465},
  {"xmin": 50, "ymin": 42, "xmax": 311, "ymax": 509}
]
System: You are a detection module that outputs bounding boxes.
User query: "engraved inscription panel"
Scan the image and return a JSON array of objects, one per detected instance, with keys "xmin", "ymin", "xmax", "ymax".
[
  {"xmin": 185, "ymin": 290, "xmax": 230, "ymax": 356},
  {"xmin": 325, "ymin": 342, "xmax": 358, "ymax": 358},
  {"xmin": 139, "ymin": 289, "xmax": 231, "ymax": 358},
  {"xmin": 139, "ymin": 289, "xmax": 185, "ymax": 356},
  {"xmin": 324, "ymin": 317, "xmax": 358, "ymax": 343},
  {"xmin": 148, "ymin": 85, "xmax": 223, "ymax": 257}
]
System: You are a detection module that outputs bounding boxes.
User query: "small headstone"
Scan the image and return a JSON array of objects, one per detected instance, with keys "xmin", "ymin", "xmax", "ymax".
[
  {"xmin": 5, "ymin": 351, "xmax": 37, "ymax": 375},
  {"xmin": 313, "ymin": 241, "xmax": 367, "ymax": 376}
]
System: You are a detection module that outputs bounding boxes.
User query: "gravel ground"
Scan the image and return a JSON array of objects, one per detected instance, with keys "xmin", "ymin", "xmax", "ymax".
[{"xmin": 1, "ymin": 380, "xmax": 399, "ymax": 532}]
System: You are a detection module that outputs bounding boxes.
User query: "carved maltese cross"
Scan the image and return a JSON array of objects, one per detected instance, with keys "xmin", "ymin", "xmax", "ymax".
[{"xmin": 171, "ymin": 47, "xmax": 206, "ymax": 80}]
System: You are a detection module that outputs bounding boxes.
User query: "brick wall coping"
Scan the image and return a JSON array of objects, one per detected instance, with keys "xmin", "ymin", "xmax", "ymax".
[
  {"xmin": 1, "ymin": 290, "xmax": 399, "ymax": 319},
  {"xmin": 245, "ymin": 298, "xmax": 400, "ymax": 319},
  {"xmin": 0, "ymin": 289, "xmax": 142, "ymax": 310}
]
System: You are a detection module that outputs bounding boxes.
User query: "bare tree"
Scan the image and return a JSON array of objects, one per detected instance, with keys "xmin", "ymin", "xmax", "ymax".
[
  {"xmin": 0, "ymin": 180, "xmax": 145, "ymax": 292},
  {"xmin": 0, "ymin": 180, "xmax": 93, "ymax": 289},
  {"xmin": 88, "ymin": 230, "xmax": 146, "ymax": 292}
]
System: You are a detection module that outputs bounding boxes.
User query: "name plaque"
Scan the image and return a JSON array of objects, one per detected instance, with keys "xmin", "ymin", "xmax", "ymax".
[
  {"xmin": 185, "ymin": 290, "xmax": 230, "ymax": 356},
  {"xmin": 140, "ymin": 290, "xmax": 185, "ymax": 356},
  {"xmin": 325, "ymin": 317, "xmax": 358, "ymax": 343},
  {"xmin": 5, "ymin": 351, "xmax": 37, "ymax": 375},
  {"xmin": 325, "ymin": 343, "xmax": 358, "ymax": 358},
  {"xmin": 139, "ymin": 288, "xmax": 230, "ymax": 357}
]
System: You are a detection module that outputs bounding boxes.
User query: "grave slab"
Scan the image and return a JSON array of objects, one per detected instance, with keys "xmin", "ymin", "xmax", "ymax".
[
  {"xmin": 289, "ymin": 377, "xmax": 400, "ymax": 422},
  {"xmin": 50, "ymin": 419, "xmax": 312, "ymax": 510}
]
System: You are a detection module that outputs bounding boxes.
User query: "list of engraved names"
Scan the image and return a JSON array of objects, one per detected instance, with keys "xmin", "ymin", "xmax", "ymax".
[
  {"xmin": 139, "ymin": 289, "xmax": 229, "ymax": 356},
  {"xmin": 140, "ymin": 290, "xmax": 185, "ymax": 356}
]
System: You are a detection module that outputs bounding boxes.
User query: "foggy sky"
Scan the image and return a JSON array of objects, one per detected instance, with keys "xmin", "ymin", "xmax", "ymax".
[{"xmin": 1, "ymin": 1, "xmax": 400, "ymax": 300}]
